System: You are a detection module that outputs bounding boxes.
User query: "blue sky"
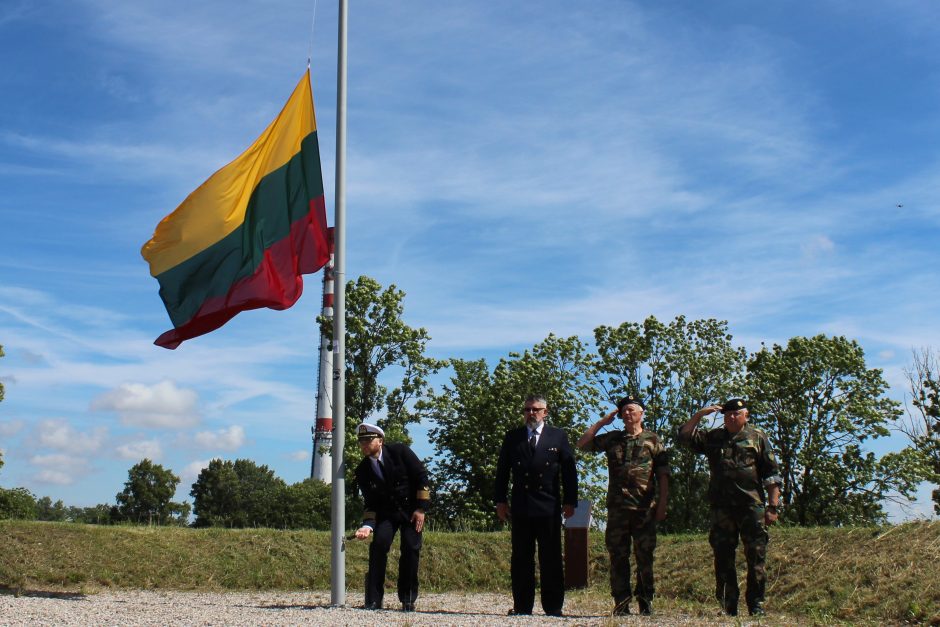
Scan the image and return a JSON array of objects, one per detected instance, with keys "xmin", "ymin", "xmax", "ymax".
[{"xmin": 0, "ymin": 1, "xmax": 938, "ymax": 518}]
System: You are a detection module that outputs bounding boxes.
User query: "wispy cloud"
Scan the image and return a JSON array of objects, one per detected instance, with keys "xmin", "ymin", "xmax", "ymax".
[
  {"xmin": 180, "ymin": 459, "xmax": 212, "ymax": 485},
  {"xmin": 0, "ymin": 420, "xmax": 24, "ymax": 437},
  {"xmin": 287, "ymin": 450, "xmax": 309, "ymax": 462},
  {"xmin": 193, "ymin": 425, "xmax": 245, "ymax": 451},
  {"xmin": 91, "ymin": 380, "xmax": 201, "ymax": 429},
  {"xmin": 35, "ymin": 420, "xmax": 107, "ymax": 455},
  {"xmin": 0, "ymin": 1, "xmax": 31, "ymax": 29},
  {"xmin": 116, "ymin": 439, "xmax": 163, "ymax": 461},
  {"xmin": 29, "ymin": 453, "xmax": 93, "ymax": 486}
]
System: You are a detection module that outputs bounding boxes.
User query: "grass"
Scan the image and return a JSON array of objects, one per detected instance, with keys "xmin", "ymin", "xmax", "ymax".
[{"xmin": 1, "ymin": 520, "xmax": 938, "ymax": 624}]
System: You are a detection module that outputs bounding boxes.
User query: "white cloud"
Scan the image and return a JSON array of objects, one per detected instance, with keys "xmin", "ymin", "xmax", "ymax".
[
  {"xmin": 801, "ymin": 234, "xmax": 836, "ymax": 259},
  {"xmin": 116, "ymin": 439, "xmax": 163, "ymax": 461},
  {"xmin": 91, "ymin": 380, "xmax": 200, "ymax": 429},
  {"xmin": 0, "ymin": 420, "xmax": 23, "ymax": 437},
  {"xmin": 36, "ymin": 420, "xmax": 107, "ymax": 454},
  {"xmin": 287, "ymin": 450, "xmax": 309, "ymax": 462},
  {"xmin": 180, "ymin": 459, "xmax": 213, "ymax": 485},
  {"xmin": 193, "ymin": 425, "xmax": 245, "ymax": 451},
  {"xmin": 0, "ymin": 1, "xmax": 31, "ymax": 29},
  {"xmin": 29, "ymin": 453, "xmax": 91, "ymax": 486},
  {"xmin": 34, "ymin": 470, "xmax": 76, "ymax": 485}
]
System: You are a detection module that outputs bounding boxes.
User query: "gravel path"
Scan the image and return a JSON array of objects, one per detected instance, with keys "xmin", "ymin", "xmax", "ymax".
[{"xmin": 0, "ymin": 590, "xmax": 804, "ymax": 626}]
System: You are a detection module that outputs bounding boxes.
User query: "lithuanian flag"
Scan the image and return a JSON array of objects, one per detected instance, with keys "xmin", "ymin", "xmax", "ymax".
[{"xmin": 141, "ymin": 71, "xmax": 330, "ymax": 349}]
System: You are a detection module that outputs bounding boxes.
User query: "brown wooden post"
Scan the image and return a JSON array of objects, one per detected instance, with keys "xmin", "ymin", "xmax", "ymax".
[{"xmin": 564, "ymin": 499, "xmax": 592, "ymax": 589}]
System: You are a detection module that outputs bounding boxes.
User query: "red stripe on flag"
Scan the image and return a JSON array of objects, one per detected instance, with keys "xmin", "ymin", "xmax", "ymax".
[{"xmin": 154, "ymin": 196, "xmax": 329, "ymax": 349}]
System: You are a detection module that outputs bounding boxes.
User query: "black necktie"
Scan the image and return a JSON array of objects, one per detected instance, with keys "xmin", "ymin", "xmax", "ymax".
[
  {"xmin": 372, "ymin": 458, "xmax": 385, "ymax": 480},
  {"xmin": 529, "ymin": 431, "xmax": 537, "ymax": 448}
]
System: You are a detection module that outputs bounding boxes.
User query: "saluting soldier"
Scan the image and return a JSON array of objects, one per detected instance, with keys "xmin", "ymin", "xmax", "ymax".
[
  {"xmin": 577, "ymin": 395, "xmax": 669, "ymax": 616},
  {"xmin": 353, "ymin": 423, "xmax": 431, "ymax": 612},
  {"xmin": 494, "ymin": 394, "xmax": 578, "ymax": 617},
  {"xmin": 679, "ymin": 399, "xmax": 782, "ymax": 617}
]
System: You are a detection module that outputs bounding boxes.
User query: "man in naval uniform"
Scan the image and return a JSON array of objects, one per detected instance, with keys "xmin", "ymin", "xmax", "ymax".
[
  {"xmin": 494, "ymin": 394, "xmax": 578, "ymax": 617},
  {"xmin": 353, "ymin": 423, "xmax": 431, "ymax": 612}
]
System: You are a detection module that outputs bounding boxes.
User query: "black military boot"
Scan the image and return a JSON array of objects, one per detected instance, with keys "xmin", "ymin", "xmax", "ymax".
[
  {"xmin": 637, "ymin": 599, "xmax": 652, "ymax": 615},
  {"xmin": 613, "ymin": 598, "xmax": 630, "ymax": 616}
]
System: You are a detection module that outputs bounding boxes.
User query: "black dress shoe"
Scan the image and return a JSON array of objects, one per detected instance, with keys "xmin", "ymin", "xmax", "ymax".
[
  {"xmin": 613, "ymin": 599, "xmax": 630, "ymax": 616},
  {"xmin": 638, "ymin": 599, "xmax": 652, "ymax": 615},
  {"xmin": 401, "ymin": 602, "xmax": 415, "ymax": 612},
  {"xmin": 363, "ymin": 601, "xmax": 382, "ymax": 610},
  {"xmin": 749, "ymin": 605, "xmax": 765, "ymax": 616},
  {"xmin": 724, "ymin": 604, "xmax": 738, "ymax": 616},
  {"xmin": 507, "ymin": 608, "xmax": 532, "ymax": 616},
  {"xmin": 545, "ymin": 609, "xmax": 563, "ymax": 617}
]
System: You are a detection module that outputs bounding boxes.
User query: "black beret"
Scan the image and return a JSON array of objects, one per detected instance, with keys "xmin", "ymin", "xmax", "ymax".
[
  {"xmin": 617, "ymin": 395, "xmax": 645, "ymax": 411},
  {"xmin": 721, "ymin": 398, "xmax": 748, "ymax": 412}
]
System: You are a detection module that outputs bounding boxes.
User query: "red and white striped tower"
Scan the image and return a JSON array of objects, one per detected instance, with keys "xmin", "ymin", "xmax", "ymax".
[{"xmin": 311, "ymin": 231, "xmax": 335, "ymax": 483}]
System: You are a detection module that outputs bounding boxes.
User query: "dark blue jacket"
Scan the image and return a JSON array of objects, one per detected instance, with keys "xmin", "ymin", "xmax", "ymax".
[
  {"xmin": 494, "ymin": 424, "xmax": 578, "ymax": 517},
  {"xmin": 355, "ymin": 442, "xmax": 431, "ymax": 527}
]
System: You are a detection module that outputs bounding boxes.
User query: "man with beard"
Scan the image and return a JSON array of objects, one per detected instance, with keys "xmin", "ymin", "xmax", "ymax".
[
  {"xmin": 494, "ymin": 394, "xmax": 578, "ymax": 617},
  {"xmin": 354, "ymin": 423, "xmax": 431, "ymax": 612}
]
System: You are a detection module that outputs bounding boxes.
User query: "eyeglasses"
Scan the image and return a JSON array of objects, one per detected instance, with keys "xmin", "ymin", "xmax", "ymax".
[{"xmin": 523, "ymin": 407, "xmax": 546, "ymax": 413}]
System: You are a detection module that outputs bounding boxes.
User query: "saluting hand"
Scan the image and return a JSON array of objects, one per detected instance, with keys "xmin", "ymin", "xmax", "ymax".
[
  {"xmin": 601, "ymin": 409, "xmax": 618, "ymax": 426},
  {"xmin": 412, "ymin": 510, "xmax": 426, "ymax": 533}
]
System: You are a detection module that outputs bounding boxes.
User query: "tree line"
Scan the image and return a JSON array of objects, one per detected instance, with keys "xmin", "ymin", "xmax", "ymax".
[{"xmin": 1, "ymin": 282, "xmax": 938, "ymax": 530}]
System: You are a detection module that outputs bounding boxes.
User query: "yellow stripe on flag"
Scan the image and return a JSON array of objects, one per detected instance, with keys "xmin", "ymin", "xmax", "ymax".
[{"xmin": 141, "ymin": 71, "xmax": 317, "ymax": 276}]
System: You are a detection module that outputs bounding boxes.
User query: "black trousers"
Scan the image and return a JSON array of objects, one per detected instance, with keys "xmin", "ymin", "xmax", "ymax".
[
  {"xmin": 510, "ymin": 514, "xmax": 564, "ymax": 614},
  {"xmin": 365, "ymin": 516, "xmax": 423, "ymax": 606}
]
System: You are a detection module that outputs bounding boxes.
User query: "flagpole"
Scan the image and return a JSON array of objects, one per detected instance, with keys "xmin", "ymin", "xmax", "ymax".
[{"xmin": 330, "ymin": 0, "xmax": 348, "ymax": 607}]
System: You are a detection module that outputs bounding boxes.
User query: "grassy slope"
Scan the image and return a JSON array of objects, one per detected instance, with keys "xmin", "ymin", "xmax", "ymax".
[{"xmin": 1, "ymin": 521, "xmax": 938, "ymax": 624}]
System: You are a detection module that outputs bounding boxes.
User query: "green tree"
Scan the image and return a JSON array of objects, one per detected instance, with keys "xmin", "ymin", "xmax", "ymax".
[
  {"xmin": 321, "ymin": 276, "xmax": 441, "ymax": 478},
  {"xmin": 0, "ymin": 487, "xmax": 37, "ymax": 520},
  {"xmin": 901, "ymin": 348, "xmax": 940, "ymax": 515},
  {"xmin": 747, "ymin": 335, "xmax": 918, "ymax": 525},
  {"xmin": 67, "ymin": 503, "xmax": 114, "ymax": 525},
  {"xmin": 114, "ymin": 459, "xmax": 187, "ymax": 525},
  {"xmin": 190, "ymin": 458, "xmax": 285, "ymax": 527},
  {"xmin": 271, "ymin": 478, "xmax": 333, "ymax": 529},
  {"xmin": 35, "ymin": 496, "xmax": 69, "ymax": 522},
  {"xmin": 593, "ymin": 315, "xmax": 746, "ymax": 532},
  {"xmin": 427, "ymin": 334, "xmax": 602, "ymax": 529}
]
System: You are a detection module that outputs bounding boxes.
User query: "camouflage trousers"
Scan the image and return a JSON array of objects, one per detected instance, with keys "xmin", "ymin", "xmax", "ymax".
[
  {"xmin": 605, "ymin": 506, "xmax": 657, "ymax": 604},
  {"xmin": 708, "ymin": 505, "xmax": 768, "ymax": 612}
]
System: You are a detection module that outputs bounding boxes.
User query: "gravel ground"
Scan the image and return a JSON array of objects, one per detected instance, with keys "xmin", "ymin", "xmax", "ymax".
[{"xmin": 0, "ymin": 590, "xmax": 803, "ymax": 626}]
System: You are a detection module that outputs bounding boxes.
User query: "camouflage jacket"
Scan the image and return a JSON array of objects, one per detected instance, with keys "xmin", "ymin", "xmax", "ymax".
[
  {"xmin": 680, "ymin": 423, "xmax": 782, "ymax": 507},
  {"xmin": 586, "ymin": 428, "xmax": 670, "ymax": 510}
]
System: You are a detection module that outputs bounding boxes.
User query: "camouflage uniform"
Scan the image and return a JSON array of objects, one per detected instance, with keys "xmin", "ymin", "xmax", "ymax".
[
  {"xmin": 679, "ymin": 423, "xmax": 782, "ymax": 614},
  {"xmin": 585, "ymin": 429, "xmax": 670, "ymax": 608}
]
